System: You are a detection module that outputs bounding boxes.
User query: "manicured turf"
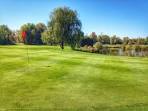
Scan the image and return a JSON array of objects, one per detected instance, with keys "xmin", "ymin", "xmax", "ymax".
[{"xmin": 0, "ymin": 45, "xmax": 148, "ymax": 111}]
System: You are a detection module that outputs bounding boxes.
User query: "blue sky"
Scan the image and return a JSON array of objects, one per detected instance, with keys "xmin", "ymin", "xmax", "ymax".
[{"xmin": 0, "ymin": 0, "xmax": 148, "ymax": 37}]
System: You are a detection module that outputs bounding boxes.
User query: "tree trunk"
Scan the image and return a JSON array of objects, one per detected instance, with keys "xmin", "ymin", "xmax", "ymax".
[{"xmin": 60, "ymin": 41, "xmax": 64, "ymax": 49}]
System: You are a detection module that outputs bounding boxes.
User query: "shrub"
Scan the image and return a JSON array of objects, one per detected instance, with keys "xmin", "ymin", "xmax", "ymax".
[
  {"xmin": 80, "ymin": 45, "xmax": 89, "ymax": 52},
  {"xmin": 124, "ymin": 45, "xmax": 133, "ymax": 56},
  {"xmin": 93, "ymin": 42, "xmax": 103, "ymax": 52},
  {"xmin": 141, "ymin": 45, "xmax": 148, "ymax": 51},
  {"xmin": 80, "ymin": 37, "xmax": 94, "ymax": 47},
  {"xmin": 121, "ymin": 45, "xmax": 126, "ymax": 52},
  {"xmin": 109, "ymin": 48, "xmax": 119, "ymax": 55},
  {"xmin": 80, "ymin": 45, "xmax": 98, "ymax": 53},
  {"xmin": 88, "ymin": 46, "xmax": 95, "ymax": 53},
  {"xmin": 125, "ymin": 45, "xmax": 132, "ymax": 51},
  {"xmin": 132, "ymin": 45, "xmax": 141, "ymax": 52}
]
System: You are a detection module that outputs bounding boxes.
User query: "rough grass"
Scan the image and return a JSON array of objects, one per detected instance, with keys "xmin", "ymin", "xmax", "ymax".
[{"xmin": 0, "ymin": 45, "xmax": 148, "ymax": 111}]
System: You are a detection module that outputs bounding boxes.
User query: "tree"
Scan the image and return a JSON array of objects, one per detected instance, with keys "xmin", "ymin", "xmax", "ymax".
[
  {"xmin": 90, "ymin": 32, "xmax": 97, "ymax": 44},
  {"xmin": 80, "ymin": 36, "xmax": 94, "ymax": 47},
  {"xmin": 136, "ymin": 38, "xmax": 145, "ymax": 45},
  {"xmin": 20, "ymin": 23, "xmax": 36, "ymax": 44},
  {"xmin": 98, "ymin": 34, "xmax": 110, "ymax": 44},
  {"xmin": 20, "ymin": 23, "xmax": 47, "ymax": 44},
  {"xmin": 41, "ymin": 30, "xmax": 57, "ymax": 45},
  {"xmin": 72, "ymin": 31, "xmax": 84, "ymax": 48},
  {"xmin": 0, "ymin": 25, "xmax": 15, "ymax": 45},
  {"xmin": 145, "ymin": 37, "xmax": 148, "ymax": 45},
  {"xmin": 48, "ymin": 7, "xmax": 83, "ymax": 49},
  {"xmin": 35, "ymin": 23, "xmax": 47, "ymax": 44},
  {"xmin": 41, "ymin": 31, "xmax": 50, "ymax": 45},
  {"xmin": 110, "ymin": 35, "xmax": 122, "ymax": 44},
  {"xmin": 93, "ymin": 42, "xmax": 103, "ymax": 52},
  {"xmin": 123, "ymin": 37, "xmax": 129, "ymax": 45}
]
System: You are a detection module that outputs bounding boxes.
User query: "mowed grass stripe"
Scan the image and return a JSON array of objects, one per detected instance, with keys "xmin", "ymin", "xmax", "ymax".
[
  {"xmin": 0, "ymin": 46, "xmax": 88, "ymax": 109},
  {"xmin": 0, "ymin": 45, "xmax": 148, "ymax": 111}
]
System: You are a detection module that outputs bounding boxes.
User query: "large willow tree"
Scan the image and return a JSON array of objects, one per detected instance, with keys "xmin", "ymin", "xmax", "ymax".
[{"xmin": 48, "ymin": 7, "xmax": 83, "ymax": 49}]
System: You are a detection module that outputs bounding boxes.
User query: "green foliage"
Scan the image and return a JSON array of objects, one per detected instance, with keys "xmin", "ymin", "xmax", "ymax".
[
  {"xmin": 110, "ymin": 35, "xmax": 123, "ymax": 45},
  {"xmin": 0, "ymin": 25, "xmax": 15, "ymax": 45},
  {"xmin": 93, "ymin": 42, "xmax": 103, "ymax": 52},
  {"xmin": 123, "ymin": 37, "xmax": 129, "ymax": 45},
  {"xmin": 132, "ymin": 45, "xmax": 141, "ymax": 52},
  {"xmin": 20, "ymin": 23, "xmax": 36, "ymax": 44},
  {"xmin": 98, "ymin": 34, "xmax": 110, "ymax": 44},
  {"xmin": 20, "ymin": 23, "xmax": 47, "ymax": 44},
  {"xmin": 90, "ymin": 32, "xmax": 97, "ymax": 43},
  {"xmin": 41, "ymin": 30, "xmax": 57, "ymax": 45},
  {"xmin": 145, "ymin": 37, "xmax": 148, "ymax": 45},
  {"xmin": 136, "ymin": 38, "xmax": 146, "ymax": 45},
  {"xmin": 36, "ymin": 23, "xmax": 47, "ymax": 33},
  {"xmin": 80, "ymin": 37, "xmax": 94, "ymax": 47},
  {"xmin": 109, "ymin": 48, "xmax": 119, "ymax": 55},
  {"xmin": 48, "ymin": 7, "xmax": 83, "ymax": 49},
  {"xmin": 141, "ymin": 45, "xmax": 148, "ymax": 51}
]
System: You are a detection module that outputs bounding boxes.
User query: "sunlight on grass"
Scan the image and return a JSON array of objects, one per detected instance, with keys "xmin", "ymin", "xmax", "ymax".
[{"xmin": 0, "ymin": 45, "xmax": 148, "ymax": 111}]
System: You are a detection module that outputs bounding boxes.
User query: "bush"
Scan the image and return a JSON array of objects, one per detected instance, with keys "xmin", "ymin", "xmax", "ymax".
[
  {"xmin": 132, "ymin": 45, "xmax": 141, "ymax": 52},
  {"xmin": 80, "ymin": 45, "xmax": 97, "ymax": 53},
  {"xmin": 124, "ymin": 45, "xmax": 133, "ymax": 56},
  {"xmin": 87, "ymin": 46, "xmax": 96, "ymax": 53},
  {"xmin": 141, "ymin": 45, "xmax": 148, "ymax": 51},
  {"xmin": 125, "ymin": 45, "xmax": 132, "ymax": 51},
  {"xmin": 80, "ymin": 37, "xmax": 94, "ymax": 47},
  {"xmin": 109, "ymin": 48, "xmax": 119, "ymax": 55},
  {"xmin": 93, "ymin": 42, "xmax": 102, "ymax": 52}
]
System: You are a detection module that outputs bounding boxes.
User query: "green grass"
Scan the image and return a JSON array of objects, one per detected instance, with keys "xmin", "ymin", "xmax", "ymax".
[{"xmin": 0, "ymin": 45, "xmax": 148, "ymax": 111}]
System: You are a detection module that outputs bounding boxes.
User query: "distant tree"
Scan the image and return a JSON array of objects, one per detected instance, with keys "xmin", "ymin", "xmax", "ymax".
[
  {"xmin": 74, "ymin": 31, "xmax": 84, "ymax": 48},
  {"xmin": 110, "ymin": 36, "xmax": 115, "ymax": 45},
  {"xmin": 128, "ymin": 39, "xmax": 133, "ymax": 45},
  {"xmin": 145, "ymin": 36, "xmax": 148, "ymax": 45},
  {"xmin": 136, "ymin": 38, "xmax": 145, "ymax": 45},
  {"xmin": 48, "ymin": 7, "xmax": 83, "ymax": 49},
  {"xmin": 98, "ymin": 34, "xmax": 110, "ymax": 44},
  {"xmin": 90, "ymin": 32, "xmax": 97, "ymax": 44},
  {"xmin": 41, "ymin": 31, "xmax": 50, "ymax": 45},
  {"xmin": 125, "ymin": 38, "xmax": 146, "ymax": 45},
  {"xmin": 36, "ymin": 23, "xmax": 47, "ymax": 33},
  {"xmin": 20, "ymin": 23, "xmax": 46, "ymax": 44},
  {"xmin": 93, "ymin": 42, "xmax": 103, "ymax": 51},
  {"xmin": 35, "ymin": 23, "xmax": 47, "ymax": 44},
  {"xmin": 123, "ymin": 37, "xmax": 129, "ymax": 45},
  {"xmin": 80, "ymin": 36, "xmax": 94, "ymax": 47},
  {"xmin": 116, "ymin": 37, "xmax": 123, "ymax": 44},
  {"xmin": 110, "ymin": 35, "xmax": 122, "ymax": 45},
  {"xmin": 0, "ymin": 25, "xmax": 15, "ymax": 45},
  {"xmin": 20, "ymin": 23, "xmax": 36, "ymax": 44}
]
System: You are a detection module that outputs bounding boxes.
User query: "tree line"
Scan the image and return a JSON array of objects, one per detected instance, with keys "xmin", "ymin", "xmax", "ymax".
[
  {"xmin": 80, "ymin": 32, "xmax": 148, "ymax": 47},
  {"xmin": 0, "ymin": 7, "xmax": 83, "ymax": 50},
  {"xmin": 0, "ymin": 6, "xmax": 148, "ymax": 51}
]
